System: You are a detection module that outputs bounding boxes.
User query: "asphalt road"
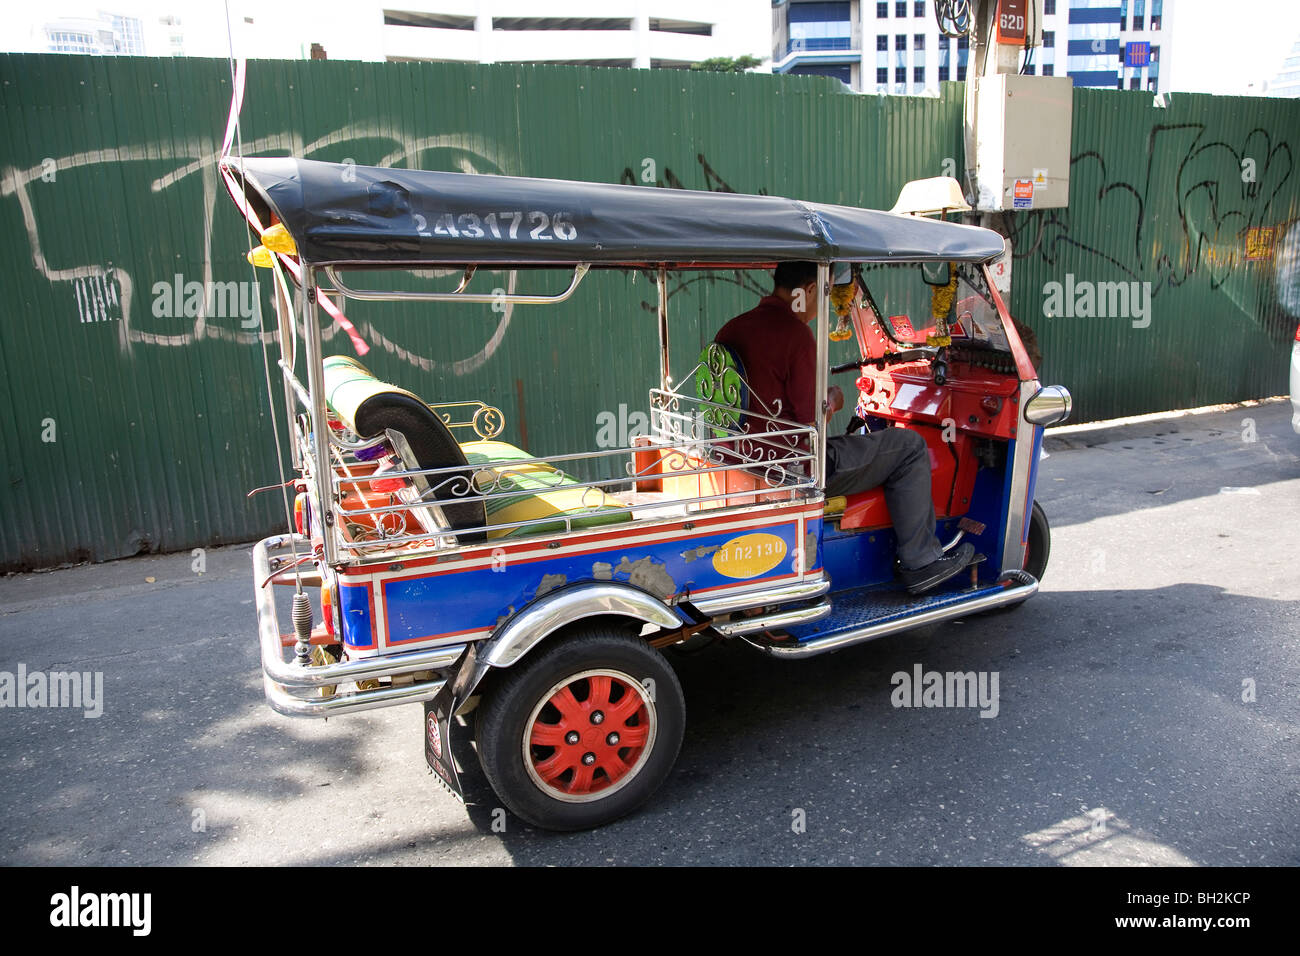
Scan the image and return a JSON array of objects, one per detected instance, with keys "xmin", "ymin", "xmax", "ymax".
[{"xmin": 1, "ymin": 400, "xmax": 1297, "ymax": 866}]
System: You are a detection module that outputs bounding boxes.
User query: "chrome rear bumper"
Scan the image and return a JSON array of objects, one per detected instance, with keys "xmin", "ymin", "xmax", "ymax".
[{"xmin": 254, "ymin": 534, "xmax": 461, "ymax": 718}]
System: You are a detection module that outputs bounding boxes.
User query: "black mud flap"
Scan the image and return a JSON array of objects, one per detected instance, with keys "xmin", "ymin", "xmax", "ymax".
[{"xmin": 423, "ymin": 686, "xmax": 464, "ymax": 803}]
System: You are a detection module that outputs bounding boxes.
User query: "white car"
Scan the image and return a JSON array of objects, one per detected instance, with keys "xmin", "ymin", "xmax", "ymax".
[{"xmin": 1293, "ymin": 322, "xmax": 1300, "ymax": 433}]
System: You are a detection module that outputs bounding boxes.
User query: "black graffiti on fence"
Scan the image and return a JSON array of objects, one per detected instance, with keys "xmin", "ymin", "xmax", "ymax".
[
  {"xmin": 618, "ymin": 152, "xmax": 769, "ymax": 197},
  {"xmin": 618, "ymin": 154, "xmax": 771, "ymax": 314},
  {"xmin": 1005, "ymin": 123, "xmax": 1295, "ymax": 305}
]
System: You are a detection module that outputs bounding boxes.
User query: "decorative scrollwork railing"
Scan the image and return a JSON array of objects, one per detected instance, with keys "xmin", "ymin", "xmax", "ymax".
[{"xmin": 428, "ymin": 401, "xmax": 506, "ymax": 440}]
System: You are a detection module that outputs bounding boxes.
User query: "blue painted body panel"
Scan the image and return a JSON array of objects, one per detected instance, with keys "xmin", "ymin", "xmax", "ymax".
[
  {"xmin": 340, "ymin": 511, "xmax": 822, "ymax": 649},
  {"xmin": 339, "ymin": 583, "xmax": 374, "ymax": 649}
]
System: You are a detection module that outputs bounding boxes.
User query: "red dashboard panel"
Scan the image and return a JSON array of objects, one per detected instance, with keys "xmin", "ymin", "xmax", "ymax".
[{"xmin": 855, "ymin": 361, "xmax": 1020, "ymax": 441}]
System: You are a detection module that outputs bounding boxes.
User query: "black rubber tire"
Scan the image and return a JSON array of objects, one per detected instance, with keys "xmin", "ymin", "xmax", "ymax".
[
  {"xmin": 1024, "ymin": 500, "xmax": 1051, "ymax": 583},
  {"xmin": 995, "ymin": 500, "xmax": 1051, "ymax": 613},
  {"xmin": 475, "ymin": 626, "xmax": 685, "ymax": 831}
]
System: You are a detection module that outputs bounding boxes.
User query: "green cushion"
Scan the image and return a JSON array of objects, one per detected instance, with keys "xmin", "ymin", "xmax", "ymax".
[{"xmin": 696, "ymin": 342, "xmax": 748, "ymax": 436}]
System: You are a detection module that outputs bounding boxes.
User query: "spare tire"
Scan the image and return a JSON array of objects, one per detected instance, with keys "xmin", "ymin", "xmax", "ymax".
[{"xmin": 323, "ymin": 356, "xmax": 486, "ymax": 540}]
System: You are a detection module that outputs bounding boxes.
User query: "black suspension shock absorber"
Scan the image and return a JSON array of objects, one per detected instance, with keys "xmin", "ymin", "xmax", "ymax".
[{"xmin": 292, "ymin": 591, "xmax": 314, "ymax": 665}]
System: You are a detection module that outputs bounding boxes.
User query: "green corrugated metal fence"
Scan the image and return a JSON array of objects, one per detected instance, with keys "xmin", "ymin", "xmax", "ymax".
[
  {"xmin": 0, "ymin": 54, "xmax": 1296, "ymax": 569},
  {"xmin": 1005, "ymin": 87, "xmax": 1300, "ymax": 420}
]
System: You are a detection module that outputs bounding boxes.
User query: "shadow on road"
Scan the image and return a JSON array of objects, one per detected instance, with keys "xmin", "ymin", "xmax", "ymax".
[{"xmin": 250, "ymin": 581, "xmax": 1298, "ymax": 866}]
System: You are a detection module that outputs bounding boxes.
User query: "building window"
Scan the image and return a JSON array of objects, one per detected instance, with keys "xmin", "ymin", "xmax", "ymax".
[
  {"xmin": 493, "ymin": 17, "xmax": 633, "ymax": 30},
  {"xmin": 1043, "ymin": 30, "xmax": 1054, "ymax": 48},
  {"xmin": 878, "ymin": 66, "xmax": 889, "ymax": 83},
  {"xmin": 914, "ymin": 1, "xmax": 925, "ymax": 16},
  {"xmin": 1150, "ymin": 45, "xmax": 1159, "ymax": 62},
  {"xmin": 387, "ymin": 12, "xmax": 474, "ymax": 28},
  {"xmin": 1024, "ymin": 63, "xmax": 1035, "ymax": 74},
  {"xmin": 896, "ymin": 65, "xmax": 906, "ymax": 82},
  {"xmin": 1043, "ymin": 64, "xmax": 1053, "ymax": 76},
  {"xmin": 878, "ymin": 2, "xmax": 888, "ymax": 17},
  {"xmin": 914, "ymin": 65, "xmax": 924, "ymax": 81},
  {"xmin": 877, "ymin": 35, "xmax": 888, "ymax": 51},
  {"xmin": 957, "ymin": 64, "xmax": 966, "ymax": 80},
  {"xmin": 47, "ymin": 30, "xmax": 96, "ymax": 53},
  {"xmin": 1043, "ymin": 0, "xmax": 1055, "ymax": 14},
  {"xmin": 896, "ymin": 33, "xmax": 906, "ymax": 49},
  {"xmin": 648, "ymin": 19, "xmax": 713, "ymax": 36},
  {"xmin": 788, "ymin": 2, "xmax": 853, "ymax": 53},
  {"xmin": 896, "ymin": 2, "xmax": 906, "ymax": 17},
  {"xmin": 939, "ymin": 65, "xmax": 949, "ymax": 81},
  {"xmin": 914, "ymin": 33, "xmax": 925, "ymax": 50},
  {"xmin": 112, "ymin": 16, "xmax": 145, "ymax": 54},
  {"xmin": 1117, "ymin": 78, "xmax": 1124, "ymax": 90},
  {"xmin": 1148, "ymin": 76, "xmax": 1158, "ymax": 91},
  {"xmin": 957, "ymin": 35, "xmax": 968, "ymax": 50},
  {"xmin": 1129, "ymin": 76, "xmax": 1141, "ymax": 89}
]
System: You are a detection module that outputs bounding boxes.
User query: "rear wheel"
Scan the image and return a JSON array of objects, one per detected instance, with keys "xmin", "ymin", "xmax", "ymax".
[{"xmin": 475, "ymin": 625, "xmax": 685, "ymax": 831}]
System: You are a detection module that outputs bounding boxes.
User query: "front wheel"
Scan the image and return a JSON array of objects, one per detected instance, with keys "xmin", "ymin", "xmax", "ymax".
[
  {"xmin": 475, "ymin": 625, "xmax": 685, "ymax": 831},
  {"xmin": 1023, "ymin": 500, "xmax": 1051, "ymax": 583},
  {"xmin": 995, "ymin": 501, "xmax": 1051, "ymax": 613}
]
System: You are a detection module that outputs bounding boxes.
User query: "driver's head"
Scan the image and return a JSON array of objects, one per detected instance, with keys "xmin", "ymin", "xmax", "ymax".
[{"xmin": 773, "ymin": 261, "xmax": 820, "ymax": 320}]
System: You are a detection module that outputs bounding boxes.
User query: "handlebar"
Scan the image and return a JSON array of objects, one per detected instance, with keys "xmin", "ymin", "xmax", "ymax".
[{"xmin": 831, "ymin": 347, "xmax": 939, "ymax": 374}]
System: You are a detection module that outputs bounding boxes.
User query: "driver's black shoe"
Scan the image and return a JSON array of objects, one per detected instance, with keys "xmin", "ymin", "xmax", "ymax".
[{"xmin": 900, "ymin": 543, "xmax": 976, "ymax": 595}]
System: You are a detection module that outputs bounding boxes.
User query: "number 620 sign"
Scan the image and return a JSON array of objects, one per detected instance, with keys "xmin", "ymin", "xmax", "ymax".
[{"xmin": 996, "ymin": 0, "xmax": 1028, "ymax": 46}]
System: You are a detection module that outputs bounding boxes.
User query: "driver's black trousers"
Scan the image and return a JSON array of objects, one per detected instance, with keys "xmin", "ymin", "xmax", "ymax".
[{"xmin": 825, "ymin": 427, "xmax": 946, "ymax": 571}]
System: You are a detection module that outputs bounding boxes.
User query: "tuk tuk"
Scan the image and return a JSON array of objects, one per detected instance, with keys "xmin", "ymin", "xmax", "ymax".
[{"xmin": 223, "ymin": 156, "xmax": 1071, "ymax": 831}]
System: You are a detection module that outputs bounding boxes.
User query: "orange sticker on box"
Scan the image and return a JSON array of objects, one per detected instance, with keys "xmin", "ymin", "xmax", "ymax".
[{"xmin": 1012, "ymin": 179, "xmax": 1034, "ymax": 209}]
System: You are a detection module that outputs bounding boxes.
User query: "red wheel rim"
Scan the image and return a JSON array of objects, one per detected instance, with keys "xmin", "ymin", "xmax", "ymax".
[{"xmin": 522, "ymin": 669, "xmax": 657, "ymax": 803}]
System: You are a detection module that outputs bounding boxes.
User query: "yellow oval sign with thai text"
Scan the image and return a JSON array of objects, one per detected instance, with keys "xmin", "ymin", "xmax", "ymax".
[{"xmin": 712, "ymin": 533, "xmax": 787, "ymax": 580}]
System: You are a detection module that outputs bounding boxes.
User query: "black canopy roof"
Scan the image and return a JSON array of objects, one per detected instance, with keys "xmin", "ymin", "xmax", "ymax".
[{"xmin": 222, "ymin": 156, "xmax": 1006, "ymax": 267}]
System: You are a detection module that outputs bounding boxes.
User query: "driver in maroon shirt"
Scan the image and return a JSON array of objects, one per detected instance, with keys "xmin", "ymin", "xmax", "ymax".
[{"xmin": 715, "ymin": 261, "xmax": 975, "ymax": 594}]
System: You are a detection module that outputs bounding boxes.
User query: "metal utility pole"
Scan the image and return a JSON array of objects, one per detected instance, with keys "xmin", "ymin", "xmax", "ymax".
[{"xmin": 936, "ymin": 0, "xmax": 1070, "ymax": 219}]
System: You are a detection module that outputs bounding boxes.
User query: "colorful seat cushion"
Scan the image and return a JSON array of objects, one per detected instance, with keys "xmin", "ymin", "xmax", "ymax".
[{"xmin": 461, "ymin": 440, "xmax": 631, "ymax": 539}]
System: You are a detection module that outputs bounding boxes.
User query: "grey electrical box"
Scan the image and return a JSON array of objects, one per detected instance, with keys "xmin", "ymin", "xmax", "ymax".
[{"xmin": 973, "ymin": 73, "xmax": 1073, "ymax": 212}]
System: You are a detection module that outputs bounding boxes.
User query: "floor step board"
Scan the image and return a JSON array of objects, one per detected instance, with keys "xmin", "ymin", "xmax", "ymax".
[{"xmin": 786, "ymin": 578, "xmax": 1008, "ymax": 642}]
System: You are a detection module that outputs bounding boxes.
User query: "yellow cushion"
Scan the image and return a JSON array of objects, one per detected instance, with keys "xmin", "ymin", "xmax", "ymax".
[{"xmin": 460, "ymin": 439, "xmax": 629, "ymax": 538}]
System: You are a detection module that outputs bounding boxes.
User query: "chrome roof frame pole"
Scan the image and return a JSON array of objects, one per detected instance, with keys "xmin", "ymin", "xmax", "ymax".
[
  {"xmin": 815, "ymin": 262, "xmax": 831, "ymax": 488},
  {"xmin": 657, "ymin": 265, "xmax": 671, "ymax": 391},
  {"xmin": 300, "ymin": 265, "xmax": 337, "ymax": 567}
]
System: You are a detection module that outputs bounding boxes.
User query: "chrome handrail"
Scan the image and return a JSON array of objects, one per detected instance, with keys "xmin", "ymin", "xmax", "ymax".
[{"xmin": 323, "ymin": 263, "xmax": 590, "ymax": 304}]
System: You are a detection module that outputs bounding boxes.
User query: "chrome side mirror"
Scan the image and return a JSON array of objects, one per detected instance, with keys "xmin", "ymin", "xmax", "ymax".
[{"xmin": 1023, "ymin": 385, "xmax": 1072, "ymax": 426}]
